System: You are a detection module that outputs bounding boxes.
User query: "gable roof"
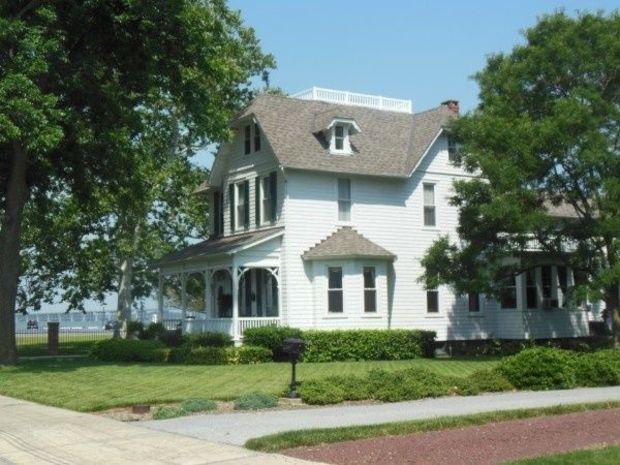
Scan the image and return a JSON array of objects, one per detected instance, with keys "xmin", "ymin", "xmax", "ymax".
[
  {"xmin": 222, "ymin": 94, "xmax": 455, "ymax": 179},
  {"xmin": 302, "ymin": 227, "xmax": 396, "ymax": 261}
]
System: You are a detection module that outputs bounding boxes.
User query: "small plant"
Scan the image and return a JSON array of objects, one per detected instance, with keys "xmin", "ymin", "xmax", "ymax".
[
  {"xmin": 180, "ymin": 398, "xmax": 217, "ymax": 413},
  {"xmin": 233, "ymin": 392, "xmax": 278, "ymax": 410},
  {"xmin": 152, "ymin": 406, "xmax": 185, "ymax": 420}
]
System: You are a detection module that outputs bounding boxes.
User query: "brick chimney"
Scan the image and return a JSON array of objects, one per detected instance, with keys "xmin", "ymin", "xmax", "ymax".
[{"xmin": 441, "ymin": 99, "xmax": 459, "ymax": 114}]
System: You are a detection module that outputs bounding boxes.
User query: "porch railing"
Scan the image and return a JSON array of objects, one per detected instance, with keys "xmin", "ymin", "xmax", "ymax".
[{"xmin": 237, "ymin": 317, "xmax": 279, "ymax": 336}]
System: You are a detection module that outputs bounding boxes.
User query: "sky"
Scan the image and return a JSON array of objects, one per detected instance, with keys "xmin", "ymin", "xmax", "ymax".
[{"xmin": 43, "ymin": 0, "xmax": 618, "ymax": 313}]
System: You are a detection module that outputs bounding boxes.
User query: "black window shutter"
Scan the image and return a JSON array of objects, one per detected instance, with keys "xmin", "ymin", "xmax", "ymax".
[
  {"xmin": 229, "ymin": 184, "xmax": 235, "ymax": 231},
  {"xmin": 243, "ymin": 180, "xmax": 250, "ymax": 229},
  {"xmin": 213, "ymin": 191, "xmax": 221, "ymax": 237},
  {"xmin": 255, "ymin": 176, "xmax": 260, "ymax": 226},
  {"xmin": 269, "ymin": 171, "xmax": 277, "ymax": 222},
  {"xmin": 218, "ymin": 193, "xmax": 224, "ymax": 235}
]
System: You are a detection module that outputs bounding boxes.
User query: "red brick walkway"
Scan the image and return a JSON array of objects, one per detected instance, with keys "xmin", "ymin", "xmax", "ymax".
[{"xmin": 285, "ymin": 409, "xmax": 620, "ymax": 465}]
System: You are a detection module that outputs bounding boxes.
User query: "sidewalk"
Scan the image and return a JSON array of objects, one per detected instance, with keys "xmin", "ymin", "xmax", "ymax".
[
  {"xmin": 142, "ymin": 386, "xmax": 620, "ymax": 446},
  {"xmin": 0, "ymin": 396, "xmax": 321, "ymax": 465}
]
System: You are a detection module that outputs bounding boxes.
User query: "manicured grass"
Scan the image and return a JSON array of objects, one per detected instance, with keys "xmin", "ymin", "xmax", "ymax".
[
  {"xmin": 503, "ymin": 444, "xmax": 620, "ymax": 464},
  {"xmin": 0, "ymin": 356, "xmax": 497, "ymax": 412},
  {"xmin": 245, "ymin": 402, "xmax": 620, "ymax": 452}
]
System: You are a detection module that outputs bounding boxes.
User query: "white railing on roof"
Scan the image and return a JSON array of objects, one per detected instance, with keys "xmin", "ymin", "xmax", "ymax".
[{"xmin": 292, "ymin": 87, "xmax": 412, "ymax": 114}]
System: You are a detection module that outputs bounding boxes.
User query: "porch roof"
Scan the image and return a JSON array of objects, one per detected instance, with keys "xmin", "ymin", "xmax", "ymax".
[
  {"xmin": 302, "ymin": 226, "xmax": 396, "ymax": 261},
  {"xmin": 155, "ymin": 227, "xmax": 284, "ymax": 267}
]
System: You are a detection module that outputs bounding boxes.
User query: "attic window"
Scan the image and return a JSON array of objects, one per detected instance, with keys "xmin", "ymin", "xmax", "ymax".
[
  {"xmin": 334, "ymin": 125, "xmax": 345, "ymax": 151},
  {"xmin": 330, "ymin": 124, "xmax": 353, "ymax": 154}
]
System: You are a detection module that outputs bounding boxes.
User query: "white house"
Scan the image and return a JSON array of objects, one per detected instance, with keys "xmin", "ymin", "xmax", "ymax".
[{"xmin": 155, "ymin": 87, "xmax": 595, "ymax": 342}]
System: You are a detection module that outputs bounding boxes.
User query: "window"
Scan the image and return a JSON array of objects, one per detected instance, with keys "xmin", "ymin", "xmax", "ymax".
[
  {"xmin": 334, "ymin": 125, "xmax": 345, "ymax": 151},
  {"xmin": 423, "ymin": 183, "xmax": 436, "ymax": 226},
  {"xmin": 244, "ymin": 125, "xmax": 251, "ymax": 154},
  {"xmin": 363, "ymin": 267, "xmax": 376, "ymax": 313},
  {"xmin": 500, "ymin": 275, "xmax": 517, "ymax": 309},
  {"xmin": 526, "ymin": 269, "xmax": 538, "ymax": 309},
  {"xmin": 427, "ymin": 289, "xmax": 439, "ymax": 313},
  {"xmin": 260, "ymin": 176, "xmax": 271, "ymax": 224},
  {"xmin": 235, "ymin": 182, "xmax": 248, "ymax": 230},
  {"xmin": 254, "ymin": 123, "xmax": 261, "ymax": 152},
  {"xmin": 328, "ymin": 267, "xmax": 343, "ymax": 313},
  {"xmin": 448, "ymin": 136, "xmax": 458, "ymax": 163},
  {"xmin": 468, "ymin": 292, "xmax": 480, "ymax": 312},
  {"xmin": 557, "ymin": 266, "xmax": 568, "ymax": 307},
  {"xmin": 337, "ymin": 178, "xmax": 351, "ymax": 221}
]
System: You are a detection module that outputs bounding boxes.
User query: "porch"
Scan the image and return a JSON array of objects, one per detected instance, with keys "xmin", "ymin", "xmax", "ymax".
[{"xmin": 155, "ymin": 228, "xmax": 284, "ymax": 341}]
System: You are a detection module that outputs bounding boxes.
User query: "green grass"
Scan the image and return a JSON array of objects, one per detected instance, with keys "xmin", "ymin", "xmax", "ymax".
[
  {"xmin": 245, "ymin": 402, "xmax": 620, "ymax": 452},
  {"xmin": 0, "ymin": 356, "xmax": 497, "ymax": 412},
  {"xmin": 503, "ymin": 444, "xmax": 620, "ymax": 464},
  {"xmin": 16, "ymin": 333, "xmax": 111, "ymax": 357}
]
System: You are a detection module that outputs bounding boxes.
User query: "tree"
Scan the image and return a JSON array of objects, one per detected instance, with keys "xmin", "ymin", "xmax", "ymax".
[
  {"xmin": 419, "ymin": 12, "xmax": 620, "ymax": 345},
  {"xmin": 0, "ymin": 1, "xmax": 274, "ymax": 364}
]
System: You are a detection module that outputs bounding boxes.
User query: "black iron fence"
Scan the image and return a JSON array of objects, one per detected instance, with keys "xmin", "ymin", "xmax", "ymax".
[{"xmin": 16, "ymin": 325, "xmax": 113, "ymax": 357}]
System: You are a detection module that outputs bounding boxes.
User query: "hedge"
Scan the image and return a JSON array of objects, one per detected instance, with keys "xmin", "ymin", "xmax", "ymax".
[
  {"xmin": 89, "ymin": 339, "xmax": 165, "ymax": 362},
  {"xmin": 301, "ymin": 329, "xmax": 436, "ymax": 362},
  {"xmin": 242, "ymin": 326, "xmax": 303, "ymax": 360}
]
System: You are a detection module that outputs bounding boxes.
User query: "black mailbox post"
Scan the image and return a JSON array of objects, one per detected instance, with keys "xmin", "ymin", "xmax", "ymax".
[{"xmin": 283, "ymin": 337, "xmax": 306, "ymax": 398}]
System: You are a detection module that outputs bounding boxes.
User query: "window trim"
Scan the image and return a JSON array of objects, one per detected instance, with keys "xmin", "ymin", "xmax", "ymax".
[
  {"xmin": 327, "ymin": 266, "xmax": 344, "ymax": 313},
  {"xmin": 363, "ymin": 266, "xmax": 377, "ymax": 313},
  {"xmin": 337, "ymin": 178, "xmax": 352, "ymax": 222},
  {"xmin": 423, "ymin": 183, "xmax": 436, "ymax": 227}
]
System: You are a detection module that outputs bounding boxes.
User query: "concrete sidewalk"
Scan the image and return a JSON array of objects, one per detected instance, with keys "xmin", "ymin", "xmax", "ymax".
[
  {"xmin": 0, "ymin": 396, "xmax": 321, "ymax": 465},
  {"xmin": 142, "ymin": 386, "xmax": 620, "ymax": 446}
]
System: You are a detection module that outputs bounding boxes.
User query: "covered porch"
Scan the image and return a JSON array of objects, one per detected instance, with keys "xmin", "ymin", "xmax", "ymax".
[{"xmin": 155, "ymin": 228, "xmax": 284, "ymax": 341}]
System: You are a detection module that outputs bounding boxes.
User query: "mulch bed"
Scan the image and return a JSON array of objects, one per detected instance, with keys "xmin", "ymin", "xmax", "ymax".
[{"xmin": 284, "ymin": 408, "xmax": 620, "ymax": 465}]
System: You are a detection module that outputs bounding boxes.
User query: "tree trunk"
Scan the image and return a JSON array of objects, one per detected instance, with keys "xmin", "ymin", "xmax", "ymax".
[
  {"xmin": 114, "ymin": 222, "xmax": 141, "ymax": 338},
  {"xmin": 0, "ymin": 143, "xmax": 29, "ymax": 365}
]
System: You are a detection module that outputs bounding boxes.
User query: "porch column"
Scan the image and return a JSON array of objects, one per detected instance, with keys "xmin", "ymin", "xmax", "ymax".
[
  {"xmin": 157, "ymin": 270, "xmax": 164, "ymax": 322},
  {"xmin": 232, "ymin": 266, "xmax": 240, "ymax": 342}
]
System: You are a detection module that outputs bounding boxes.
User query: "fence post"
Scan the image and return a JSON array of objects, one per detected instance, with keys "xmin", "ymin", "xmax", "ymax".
[{"xmin": 48, "ymin": 322, "xmax": 60, "ymax": 356}]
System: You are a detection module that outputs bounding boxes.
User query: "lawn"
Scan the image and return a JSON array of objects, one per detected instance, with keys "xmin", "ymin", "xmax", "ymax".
[
  {"xmin": 504, "ymin": 444, "xmax": 620, "ymax": 464},
  {"xmin": 0, "ymin": 356, "xmax": 497, "ymax": 412}
]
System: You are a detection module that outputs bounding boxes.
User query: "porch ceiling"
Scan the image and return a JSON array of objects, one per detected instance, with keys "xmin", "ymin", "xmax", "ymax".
[{"xmin": 154, "ymin": 227, "xmax": 284, "ymax": 267}]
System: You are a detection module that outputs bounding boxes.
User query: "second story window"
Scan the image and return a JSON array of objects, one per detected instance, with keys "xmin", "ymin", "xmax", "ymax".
[
  {"xmin": 244, "ymin": 125, "xmax": 251, "ymax": 154},
  {"xmin": 337, "ymin": 178, "xmax": 351, "ymax": 221},
  {"xmin": 448, "ymin": 136, "xmax": 458, "ymax": 163},
  {"xmin": 260, "ymin": 176, "xmax": 271, "ymax": 224},
  {"xmin": 234, "ymin": 181, "xmax": 249, "ymax": 230},
  {"xmin": 423, "ymin": 183, "xmax": 436, "ymax": 227},
  {"xmin": 254, "ymin": 123, "xmax": 261, "ymax": 152}
]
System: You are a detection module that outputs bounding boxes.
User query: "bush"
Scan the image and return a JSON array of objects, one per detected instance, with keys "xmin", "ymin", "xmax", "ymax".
[
  {"xmin": 152, "ymin": 406, "xmax": 185, "ymax": 420},
  {"xmin": 167, "ymin": 343, "xmax": 192, "ymax": 364},
  {"xmin": 454, "ymin": 369, "xmax": 514, "ymax": 395},
  {"xmin": 189, "ymin": 332, "xmax": 233, "ymax": 348},
  {"xmin": 139, "ymin": 322, "xmax": 168, "ymax": 341},
  {"xmin": 299, "ymin": 379, "xmax": 346, "ymax": 405},
  {"xmin": 243, "ymin": 326, "xmax": 303, "ymax": 360},
  {"xmin": 301, "ymin": 329, "xmax": 436, "ymax": 362},
  {"xmin": 159, "ymin": 329, "xmax": 186, "ymax": 348},
  {"xmin": 229, "ymin": 345, "xmax": 273, "ymax": 364},
  {"xmin": 180, "ymin": 398, "xmax": 217, "ymax": 413},
  {"xmin": 574, "ymin": 351, "xmax": 620, "ymax": 387},
  {"xmin": 89, "ymin": 339, "xmax": 165, "ymax": 362},
  {"xmin": 126, "ymin": 321, "xmax": 144, "ymax": 338},
  {"xmin": 184, "ymin": 347, "xmax": 228, "ymax": 365},
  {"xmin": 498, "ymin": 347, "xmax": 577, "ymax": 390},
  {"xmin": 151, "ymin": 347, "xmax": 171, "ymax": 363},
  {"xmin": 368, "ymin": 368, "xmax": 451, "ymax": 402},
  {"xmin": 233, "ymin": 392, "xmax": 278, "ymax": 410}
]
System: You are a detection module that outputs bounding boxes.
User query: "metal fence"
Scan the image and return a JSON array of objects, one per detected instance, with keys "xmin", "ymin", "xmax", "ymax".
[{"xmin": 16, "ymin": 326, "xmax": 113, "ymax": 357}]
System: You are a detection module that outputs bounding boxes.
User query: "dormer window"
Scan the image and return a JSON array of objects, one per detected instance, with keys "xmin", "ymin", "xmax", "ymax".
[
  {"xmin": 326, "ymin": 118, "xmax": 360, "ymax": 155},
  {"xmin": 334, "ymin": 125, "xmax": 345, "ymax": 151}
]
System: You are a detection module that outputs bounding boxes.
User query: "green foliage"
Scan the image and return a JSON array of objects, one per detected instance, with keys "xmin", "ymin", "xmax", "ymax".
[
  {"xmin": 454, "ymin": 369, "xmax": 514, "ymax": 395},
  {"xmin": 369, "ymin": 368, "xmax": 451, "ymax": 402},
  {"xmin": 299, "ymin": 375, "xmax": 370, "ymax": 405},
  {"xmin": 242, "ymin": 326, "xmax": 303, "ymax": 359},
  {"xmin": 233, "ymin": 392, "xmax": 278, "ymax": 411},
  {"xmin": 158, "ymin": 330, "xmax": 186, "ymax": 348},
  {"xmin": 574, "ymin": 350, "xmax": 620, "ymax": 387},
  {"xmin": 232, "ymin": 345, "xmax": 273, "ymax": 364},
  {"xmin": 139, "ymin": 323, "xmax": 167, "ymax": 341},
  {"xmin": 184, "ymin": 347, "xmax": 228, "ymax": 365},
  {"xmin": 89, "ymin": 339, "xmax": 165, "ymax": 363},
  {"xmin": 498, "ymin": 348, "xmax": 578, "ymax": 390},
  {"xmin": 179, "ymin": 398, "xmax": 217, "ymax": 413},
  {"xmin": 301, "ymin": 329, "xmax": 436, "ymax": 362},
  {"xmin": 152, "ymin": 406, "xmax": 185, "ymax": 420},
  {"xmin": 189, "ymin": 332, "xmax": 233, "ymax": 348},
  {"xmin": 126, "ymin": 321, "xmax": 144, "ymax": 337}
]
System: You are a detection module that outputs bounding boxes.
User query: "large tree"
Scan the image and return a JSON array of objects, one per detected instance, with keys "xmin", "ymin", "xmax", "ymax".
[
  {"xmin": 0, "ymin": 0, "xmax": 274, "ymax": 364},
  {"xmin": 420, "ymin": 12, "xmax": 620, "ymax": 344}
]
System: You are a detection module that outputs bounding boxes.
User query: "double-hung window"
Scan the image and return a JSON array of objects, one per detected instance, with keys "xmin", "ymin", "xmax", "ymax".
[
  {"xmin": 468, "ymin": 292, "xmax": 480, "ymax": 312},
  {"xmin": 260, "ymin": 176, "xmax": 271, "ymax": 224},
  {"xmin": 427, "ymin": 288, "xmax": 439, "ymax": 313},
  {"xmin": 423, "ymin": 183, "xmax": 436, "ymax": 227},
  {"xmin": 557, "ymin": 266, "xmax": 568, "ymax": 307},
  {"xmin": 363, "ymin": 267, "xmax": 376, "ymax": 313},
  {"xmin": 334, "ymin": 125, "xmax": 345, "ymax": 151},
  {"xmin": 328, "ymin": 267, "xmax": 343, "ymax": 313},
  {"xmin": 526, "ymin": 269, "xmax": 538, "ymax": 309},
  {"xmin": 235, "ymin": 182, "xmax": 248, "ymax": 230},
  {"xmin": 337, "ymin": 178, "xmax": 351, "ymax": 222},
  {"xmin": 244, "ymin": 125, "xmax": 251, "ymax": 154},
  {"xmin": 448, "ymin": 137, "xmax": 458, "ymax": 163},
  {"xmin": 500, "ymin": 275, "xmax": 517, "ymax": 309}
]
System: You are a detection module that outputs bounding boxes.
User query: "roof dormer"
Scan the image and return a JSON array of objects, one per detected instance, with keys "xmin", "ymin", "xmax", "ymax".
[{"xmin": 314, "ymin": 116, "xmax": 361, "ymax": 155}]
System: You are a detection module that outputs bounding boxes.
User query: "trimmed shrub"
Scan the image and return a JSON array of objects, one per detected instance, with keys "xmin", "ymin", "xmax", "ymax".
[
  {"xmin": 184, "ymin": 347, "xmax": 228, "ymax": 365},
  {"xmin": 180, "ymin": 398, "xmax": 217, "ymax": 413},
  {"xmin": 233, "ymin": 392, "xmax": 278, "ymax": 410},
  {"xmin": 189, "ymin": 332, "xmax": 233, "ymax": 348},
  {"xmin": 152, "ymin": 406, "xmax": 185, "ymax": 420},
  {"xmin": 498, "ymin": 347, "xmax": 577, "ymax": 390},
  {"xmin": 159, "ymin": 329, "xmax": 186, "ymax": 348},
  {"xmin": 168, "ymin": 343, "xmax": 192, "ymax": 364},
  {"xmin": 89, "ymin": 339, "xmax": 164, "ymax": 362},
  {"xmin": 151, "ymin": 347, "xmax": 171, "ymax": 363},
  {"xmin": 230, "ymin": 345, "xmax": 273, "ymax": 364},
  {"xmin": 574, "ymin": 351, "xmax": 620, "ymax": 387},
  {"xmin": 454, "ymin": 369, "xmax": 514, "ymax": 395},
  {"xmin": 139, "ymin": 322, "xmax": 168, "ymax": 341},
  {"xmin": 126, "ymin": 321, "xmax": 144, "ymax": 338},
  {"xmin": 368, "ymin": 368, "xmax": 451, "ymax": 402},
  {"xmin": 299, "ymin": 379, "xmax": 346, "ymax": 405},
  {"xmin": 243, "ymin": 326, "xmax": 303, "ymax": 360},
  {"xmin": 301, "ymin": 329, "xmax": 436, "ymax": 362}
]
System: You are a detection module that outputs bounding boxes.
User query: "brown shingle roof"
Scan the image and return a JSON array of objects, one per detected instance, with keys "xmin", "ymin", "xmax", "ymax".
[
  {"xmin": 302, "ymin": 227, "xmax": 396, "ymax": 261},
  {"xmin": 229, "ymin": 94, "xmax": 454, "ymax": 178}
]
